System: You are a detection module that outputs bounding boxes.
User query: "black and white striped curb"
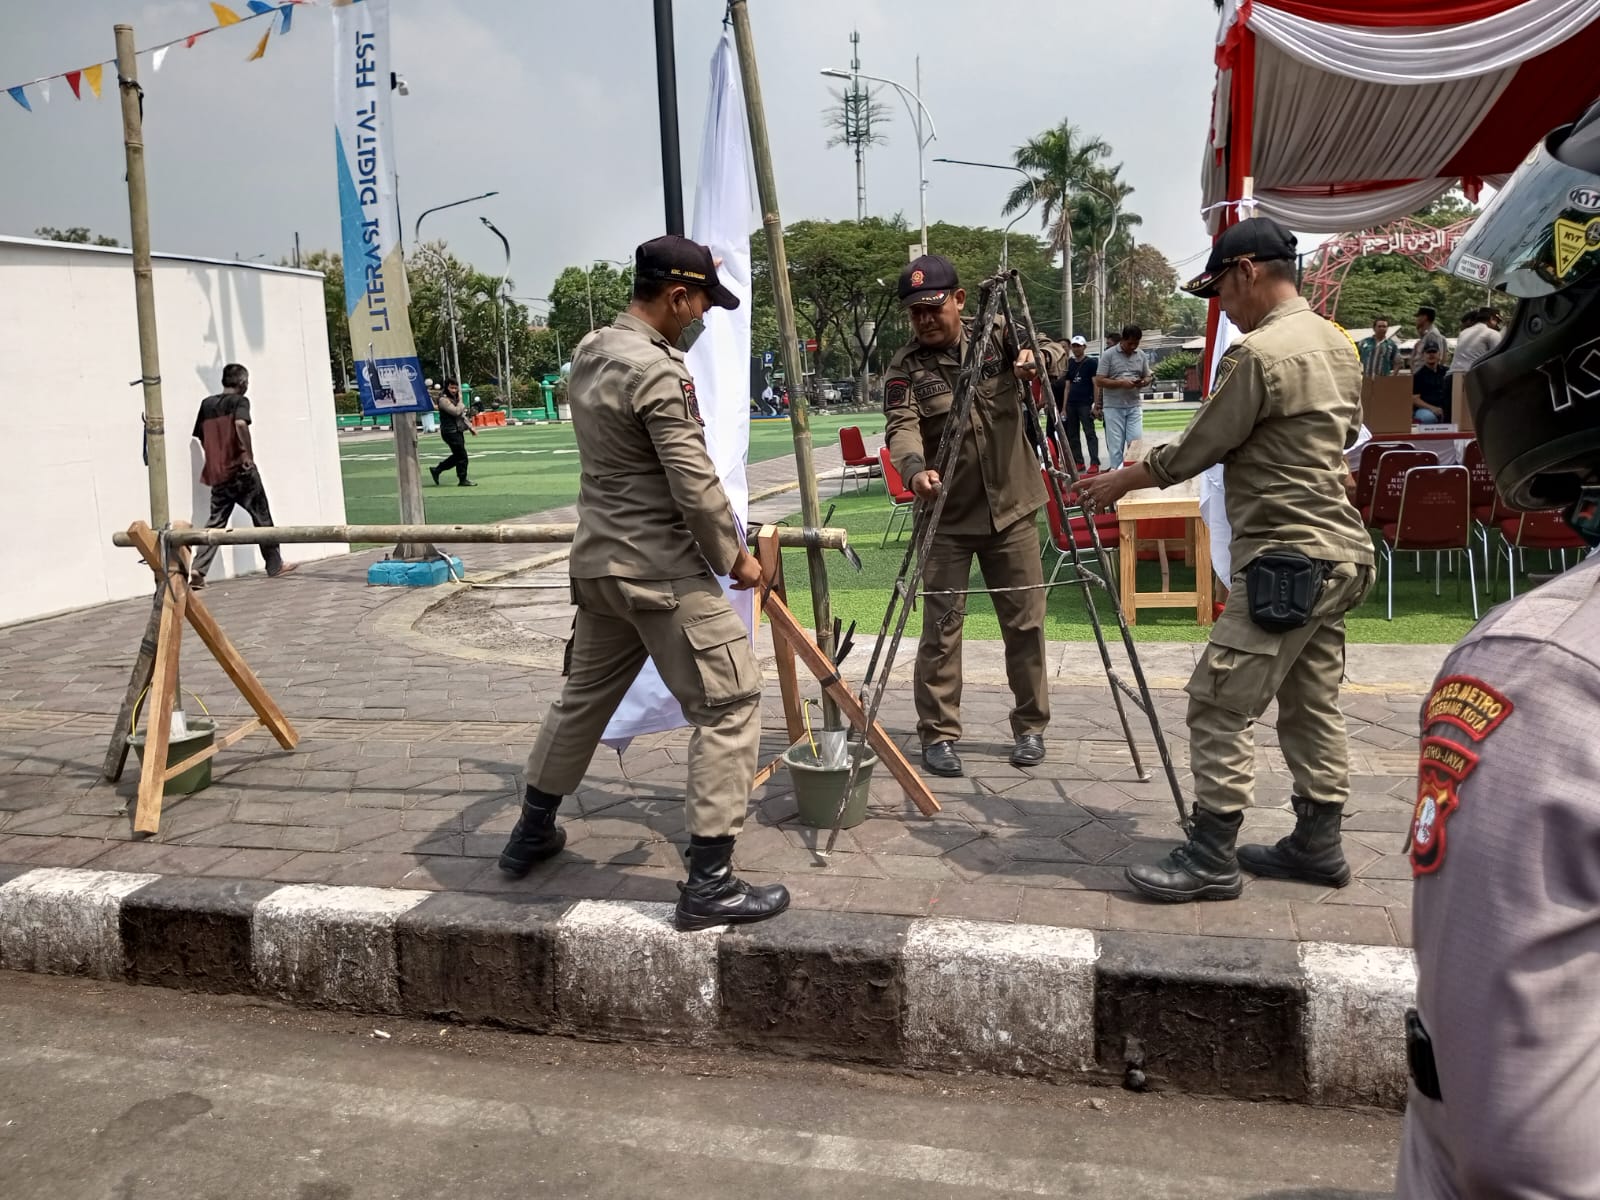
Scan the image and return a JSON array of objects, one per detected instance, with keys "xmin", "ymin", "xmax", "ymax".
[{"xmin": 0, "ymin": 864, "xmax": 1415, "ymax": 1108}]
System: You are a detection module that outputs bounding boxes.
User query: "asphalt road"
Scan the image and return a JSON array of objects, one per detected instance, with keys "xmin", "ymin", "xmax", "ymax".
[{"xmin": 0, "ymin": 972, "xmax": 1400, "ymax": 1200}]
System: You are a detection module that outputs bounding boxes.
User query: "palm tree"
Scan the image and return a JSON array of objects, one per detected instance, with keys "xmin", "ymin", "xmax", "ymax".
[
  {"xmin": 1004, "ymin": 122, "xmax": 1112, "ymax": 339},
  {"xmin": 1072, "ymin": 165, "xmax": 1141, "ymax": 344}
]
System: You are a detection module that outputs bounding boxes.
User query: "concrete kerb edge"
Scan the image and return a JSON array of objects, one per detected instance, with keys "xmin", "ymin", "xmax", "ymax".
[{"xmin": 0, "ymin": 864, "xmax": 1416, "ymax": 1109}]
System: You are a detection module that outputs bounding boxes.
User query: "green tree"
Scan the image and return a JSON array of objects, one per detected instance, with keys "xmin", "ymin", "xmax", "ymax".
[
  {"xmin": 1106, "ymin": 243, "xmax": 1179, "ymax": 333},
  {"xmin": 544, "ymin": 263, "xmax": 632, "ymax": 362},
  {"xmin": 1004, "ymin": 121, "xmax": 1114, "ymax": 338},
  {"xmin": 1165, "ymin": 293, "xmax": 1209, "ymax": 337},
  {"xmin": 299, "ymin": 249, "xmax": 352, "ymax": 390},
  {"xmin": 1071, "ymin": 164, "xmax": 1143, "ymax": 341},
  {"xmin": 34, "ymin": 225, "xmax": 119, "ymax": 246}
]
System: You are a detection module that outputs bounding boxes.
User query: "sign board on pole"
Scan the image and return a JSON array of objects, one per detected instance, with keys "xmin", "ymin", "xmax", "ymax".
[
  {"xmin": 763, "ymin": 350, "xmax": 773, "ymax": 367},
  {"xmin": 804, "ymin": 338, "xmax": 818, "ymax": 352}
]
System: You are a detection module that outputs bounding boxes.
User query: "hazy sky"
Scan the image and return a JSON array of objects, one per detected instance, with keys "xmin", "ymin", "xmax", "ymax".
[{"xmin": 0, "ymin": 1, "xmax": 1224, "ymax": 298}]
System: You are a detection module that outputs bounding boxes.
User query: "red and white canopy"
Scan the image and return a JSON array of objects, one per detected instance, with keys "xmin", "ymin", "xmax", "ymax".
[{"xmin": 1204, "ymin": 0, "xmax": 1600, "ymax": 232}]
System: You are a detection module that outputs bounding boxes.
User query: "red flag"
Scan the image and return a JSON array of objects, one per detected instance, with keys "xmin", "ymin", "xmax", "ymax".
[{"xmin": 65, "ymin": 70, "xmax": 82, "ymax": 99}]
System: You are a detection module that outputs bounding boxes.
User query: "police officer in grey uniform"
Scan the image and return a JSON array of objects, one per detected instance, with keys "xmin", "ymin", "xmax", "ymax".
[
  {"xmin": 1080, "ymin": 218, "xmax": 1375, "ymax": 903},
  {"xmin": 882, "ymin": 255, "xmax": 1068, "ymax": 779},
  {"xmin": 1398, "ymin": 98, "xmax": 1600, "ymax": 1197},
  {"xmin": 498, "ymin": 235, "xmax": 789, "ymax": 933}
]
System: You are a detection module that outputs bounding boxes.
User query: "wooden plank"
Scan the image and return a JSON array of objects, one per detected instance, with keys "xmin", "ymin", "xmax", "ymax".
[
  {"xmin": 1118, "ymin": 514, "xmax": 1139, "ymax": 625},
  {"xmin": 756, "ymin": 526, "xmax": 806, "ymax": 746},
  {"xmin": 132, "ymin": 566, "xmax": 187, "ymax": 836},
  {"xmin": 103, "ymin": 585, "xmax": 163, "ymax": 782},
  {"xmin": 1194, "ymin": 513, "xmax": 1215, "ymax": 625},
  {"xmin": 161, "ymin": 718, "xmax": 261, "ymax": 783},
  {"xmin": 125, "ymin": 522, "xmax": 297, "ymax": 751},
  {"xmin": 762, "ymin": 590, "xmax": 939, "ymax": 817},
  {"xmin": 752, "ymin": 756, "xmax": 783, "ymax": 790}
]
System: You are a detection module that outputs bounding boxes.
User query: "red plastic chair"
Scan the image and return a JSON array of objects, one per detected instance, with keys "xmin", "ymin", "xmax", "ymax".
[
  {"xmin": 1379, "ymin": 465, "xmax": 1476, "ymax": 621},
  {"xmin": 879, "ymin": 447, "xmax": 916, "ymax": 546},
  {"xmin": 837, "ymin": 426, "xmax": 876, "ymax": 495},
  {"xmin": 1363, "ymin": 449, "xmax": 1437, "ymax": 529},
  {"xmin": 1354, "ymin": 441, "xmax": 1417, "ymax": 513},
  {"xmin": 1461, "ymin": 442, "xmax": 1502, "ymax": 593},
  {"xmin": 1043, "ymin": 488, "xmax": 1120, "ymax": 586},
  {"xmin": 1495, "ymin": 509, "xmax": 1589, "ymax": 599}
]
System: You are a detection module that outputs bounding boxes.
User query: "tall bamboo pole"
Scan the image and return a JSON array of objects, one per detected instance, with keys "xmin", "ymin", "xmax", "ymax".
[
  {"xmin": 728, "ymin": 0, "xmax": 838, "ymax": 725},
  {"xmin": 115, "ymin": 25, "xmax": 168, "ymax": 528}
]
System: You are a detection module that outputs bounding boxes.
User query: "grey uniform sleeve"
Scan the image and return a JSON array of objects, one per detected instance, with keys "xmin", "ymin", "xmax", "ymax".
[
  {"xmin": 1143, "ymin": 346, "xmax": 1268, "ymax": 487},
  {"xmin": 634, "ymin": 361, "xmax": 744, "ymax": 576},
  {"xmin": 1400, "ymin": 628, "xmax": 1600, "ymax": 1197}
]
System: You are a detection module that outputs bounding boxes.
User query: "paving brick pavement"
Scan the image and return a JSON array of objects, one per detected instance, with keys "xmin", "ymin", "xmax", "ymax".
[{"xmin": 0, "ymin": 440, "xmax": 1437, "ymax": 948}]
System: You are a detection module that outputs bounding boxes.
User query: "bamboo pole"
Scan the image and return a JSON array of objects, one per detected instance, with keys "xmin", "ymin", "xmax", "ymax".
[
  {"xmin": 728, "ymin": 0, "xmax": 839, "ymax": 726},
  {"xmin": 114, "ymin": 25, "xmax": 168, "ymax": 529},
  {"xmin": 113, "ymin": 522, "xmax": 851, "ymax": 549}
]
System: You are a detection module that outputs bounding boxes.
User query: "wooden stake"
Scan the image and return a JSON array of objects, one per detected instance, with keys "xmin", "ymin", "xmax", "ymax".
[
  {"xmin": 756, "ymin": 526, "xmax": 805, "ymax": 745},
  {"xmin": 132, "ymin": 562, "xmax": 186, "ymax": 835},
  {"xmin": 103, "ymin": 585, "xmax": 163, "ymax": 782}
]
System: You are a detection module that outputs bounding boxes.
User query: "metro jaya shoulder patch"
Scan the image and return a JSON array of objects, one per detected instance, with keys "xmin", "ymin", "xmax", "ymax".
[
  {"xmin": 1423, "ymin": 675, "xmax": 1512, "ymax": 742},
  {"xmin": 1410, "ymin": 736, "xmax": 1480, "ymax": 876}
]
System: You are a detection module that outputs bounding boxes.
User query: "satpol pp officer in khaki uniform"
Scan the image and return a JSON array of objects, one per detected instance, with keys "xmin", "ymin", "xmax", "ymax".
[
  {"xmin": 498, "ymin": 235, "xmax": 789, "ymax": 933},
  {"xmin": 1080, "ymin": 218, "xmax": 1375, "ymax": 903},
  {"xmin": 883, "ymin": 255, "xmax": 1068, "ymax": 779},
  {"xmin": 1398, "ymin": 98, "xmax": 1600, "ymax": 1197}
]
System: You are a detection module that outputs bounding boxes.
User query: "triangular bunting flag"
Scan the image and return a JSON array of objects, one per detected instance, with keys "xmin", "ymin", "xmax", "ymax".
[
  {"xmin": 186, "ymin": 32, "xmax": 203, "ymax": 48},
  {"xmin": 6, "ymin": 86, "xmax": 30, "ymax": 112},
  {"xmin": 152, "ymin": 46, "xmax": 170, "ymax": 72},
  {"xmin": 39, "ymin": 80, "xmax": 50, "ymax": 104},
  {"xmin": 247, "ymin": 28, "xmax": 271, "ymax": 61},
  {"xmin": 279, "ymin": 3, "xmax": 294, "ymax": 34},
  {"xmin": 246, "ymin": 1, "xmax": 274, "ymax": 14},
  {"xmin": 211, "ymin": 4, "xmax": 242, "ymax": 25},
  {"xmin": 65, "ymin": 70, "xmax": 82, "ymax": 99},
  {"xmin": 83, "ymin": 64, "xmax": 103, "ymax": 98}
]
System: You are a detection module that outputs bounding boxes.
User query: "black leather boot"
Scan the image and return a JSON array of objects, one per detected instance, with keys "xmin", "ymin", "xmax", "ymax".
[
  {"xmin": 674, "ymin": 836, "xmax": 791, "ymax": 932},
  {"xmin": 497, "ymin": 786, "xmax": 566, "ymax": 876},
  {"xmin": 1125, "ymin": 808, "xmax": 1244, "ymax": 903},
  {"xmin": 1238, "ymin": 795, "xmax": 1351, "ymax": 887}
]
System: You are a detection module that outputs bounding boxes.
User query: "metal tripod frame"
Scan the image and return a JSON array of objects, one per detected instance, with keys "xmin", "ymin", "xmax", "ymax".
[{"xmin": 821, "ymin": 270, "xmax": 1190, "ymax": 857}]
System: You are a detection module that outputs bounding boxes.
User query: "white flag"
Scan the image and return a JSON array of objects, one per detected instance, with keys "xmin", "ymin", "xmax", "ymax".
[
  {"xmin": 602, "ymin": 25, "xmax": 755, "ymax": 748},
  {"xmin": 152, "ymin": 46, "xmax": 170, "ymax": 73},
  {"xmin": 1199, "ymin": 312, "xmax": 1240, "ymax": 580}
]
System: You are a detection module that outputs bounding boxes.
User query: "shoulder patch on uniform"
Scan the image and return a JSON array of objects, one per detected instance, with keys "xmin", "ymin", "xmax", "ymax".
[
  {"xmin": 885, "ymin": 378, "xmax": 909, "ymax": 410},
  {"xmin": 1409, "ymin": 735, "xmax": 1480, "ymax": 876},
  {"xmin": 1209, "ymin": 351, "xmax": 1241, "ymax": 398},
  {"xmin": 681, "ymin": 378, "xmax": 703, "ymax": 425},
  {"xmin": 1423, "ymin": 675, "xmax": 1512, "ymax": 742}
]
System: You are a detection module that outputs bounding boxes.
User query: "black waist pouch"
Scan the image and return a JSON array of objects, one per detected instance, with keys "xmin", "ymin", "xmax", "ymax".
[{"xmin": 1244, "ymin": 550, "xmax": 1330, "ymax": 633}]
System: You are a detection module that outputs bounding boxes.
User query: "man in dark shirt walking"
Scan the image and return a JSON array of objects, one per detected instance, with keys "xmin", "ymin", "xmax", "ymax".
[
  {"xmin": 189, "ymin": 363, "xmax": 296, "ymax": 589},
  {"xmin": 1053, "ymin": 334, "xmax": 1100, "ymax": 470},
  {"xmin": 429, "ymin": 379, "xmax": 478, "ymax": 486}
]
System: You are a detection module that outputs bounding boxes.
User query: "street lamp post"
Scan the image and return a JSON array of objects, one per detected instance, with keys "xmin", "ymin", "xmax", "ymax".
[
  {"xmin": 933, "ymin": 157, "xmax": 1117, "ymax": 342},
  {"xmin": 480, "ymin": 216, "xmax": 514, "ymax": 406},
  {"xmin": 821, "ymin": 64, "xmax": 937, "ymax": 257},
  {"xmin": 414, "ymin": 191, "xmax": 498, "ymax": 384}
]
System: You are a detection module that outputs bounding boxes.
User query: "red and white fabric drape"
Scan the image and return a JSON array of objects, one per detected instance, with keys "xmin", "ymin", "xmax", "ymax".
[{"xmin": 1204, "ymin": 0, "xmax": 1600, "ymax": 232}]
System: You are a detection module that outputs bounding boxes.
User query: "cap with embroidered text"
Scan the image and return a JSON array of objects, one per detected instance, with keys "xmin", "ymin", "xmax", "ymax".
[
  {"xmin": 1182, "ymin": 217, "xmax": 1298, "ymax": 298},
  {"xmin": 635, "ymin": 235, "xmax": 740, "ymax": 310},
  {"xmin": 898, "ymin": 254, "xmax": 960, "ymax": 307}
]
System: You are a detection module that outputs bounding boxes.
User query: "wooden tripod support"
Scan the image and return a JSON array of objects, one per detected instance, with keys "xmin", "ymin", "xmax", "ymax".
[
  {"xmin": 751, "ymin": 526, "xmax": 938, "ymax": 817},
  {"xmin": 103, "ymin": 521, "xmax": 298, "ymax": 836}
]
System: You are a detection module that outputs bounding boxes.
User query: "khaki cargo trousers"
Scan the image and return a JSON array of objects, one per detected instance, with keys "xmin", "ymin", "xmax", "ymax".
[
  {"xmin": 1186, "ymin": 560, "xmax": 1375, "ymax": 814},
  {"xmin": 915, "ymin": 515, "xmax": 1050, "ymax": 746},
  {"xmin": 524, "ymin": 574, "xmax": 763, "ymax": 838}
]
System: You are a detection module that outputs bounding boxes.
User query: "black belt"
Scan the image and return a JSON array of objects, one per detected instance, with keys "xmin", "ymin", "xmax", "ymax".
[{"xmin": 1406, "ymin": 1008, "xmax": 1442, "ymax": 1101}]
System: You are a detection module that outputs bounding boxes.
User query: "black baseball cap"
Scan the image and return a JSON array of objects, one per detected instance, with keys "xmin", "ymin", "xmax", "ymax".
[
  {"xmin": 1182, "ymin": 217, "xmax": 1298, "ymax": 298},
  {"xmin": 635, "ymin": 235, "xmax": 740, "ymax": 310},
  {"xmin": 899, "ymin": 254, "xmax": 959, "ymax": 307}
]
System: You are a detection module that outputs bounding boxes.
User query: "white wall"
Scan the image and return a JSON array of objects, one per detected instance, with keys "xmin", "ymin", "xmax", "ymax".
[{"xmin": 0, "ymin": 236, "xmax": 348, "ymax": 626}]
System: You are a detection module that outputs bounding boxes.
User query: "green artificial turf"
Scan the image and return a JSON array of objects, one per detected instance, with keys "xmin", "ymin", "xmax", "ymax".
[
  {"xmin": 339, "ymin": 412, "xmax": 883, "ymax": 528},
  {"xmin": 779, "ymin": 488, "xmax": 1534, "ymax": 646}
]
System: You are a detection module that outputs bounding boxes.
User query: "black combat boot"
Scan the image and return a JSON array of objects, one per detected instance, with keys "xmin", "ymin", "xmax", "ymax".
[
  {"xmin": 497, "ymin": 786, "xmax": 567, "ymax": 876},
  {"xmin": 1238, "ymin": 795, "xmax": 1351, "ymax": 887},
  {"xmin": 1125, "ymin": 808, "xmax": 1244, "ymax": 903},
  {"xmin": 674, "ymin": 835, "xmax": 791, "ymax": 932}
]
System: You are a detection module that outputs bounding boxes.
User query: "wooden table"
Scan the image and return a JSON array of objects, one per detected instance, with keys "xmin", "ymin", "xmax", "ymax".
[{"xmin": 1115, "ymin": 477, "xmax": 1214, "ymax": 626}]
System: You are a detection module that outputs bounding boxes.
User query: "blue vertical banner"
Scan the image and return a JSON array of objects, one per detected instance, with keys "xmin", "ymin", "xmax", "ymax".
[{"xmin": 332, "ymin": 0, "xmax": 429, "ymax": 415}]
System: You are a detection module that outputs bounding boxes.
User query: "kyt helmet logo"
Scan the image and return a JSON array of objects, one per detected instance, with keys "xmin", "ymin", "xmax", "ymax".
[{"xmin": 1538, "ymin": 335, "xmax": 1600, "ymax": 413}]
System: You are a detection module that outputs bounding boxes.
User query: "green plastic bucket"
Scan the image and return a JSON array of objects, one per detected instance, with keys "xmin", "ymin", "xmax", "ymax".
[
  {"xmin": 128, "ymin": 717, "xmax": 217, "ymax": 796},
  {"xmin": 784, "ymin": 741, "xmax": 877, "ymax": 830}
]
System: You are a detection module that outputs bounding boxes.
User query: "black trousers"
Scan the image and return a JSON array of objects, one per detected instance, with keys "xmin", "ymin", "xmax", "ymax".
[
  {"xmin": 1062, "ymin": 401, "xmax": 1099, "ymax": 468},
  {"xmin": 436, "ymin": 428, "xmax": 469, "ymax": 482},
  {"xmin": 191, "ymin": 468, "xmax": 282, "ymax": 579}
]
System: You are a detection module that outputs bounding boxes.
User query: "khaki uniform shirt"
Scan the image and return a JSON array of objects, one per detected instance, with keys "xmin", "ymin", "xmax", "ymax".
[
  {"xmin": 1398, "ymin": 551, "xmax": 1600, "ymax": 1198},
  {"xmin": 883, "ymin": 316, "xmax": 1067, "ymax": 536},
  {"xmin": 1144, "ymin": 297, "xmax": 1373, "ymax": 570},
  {"xmin": 567, "ymin": 312, "xmax": 744, "ymax": 581}
]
